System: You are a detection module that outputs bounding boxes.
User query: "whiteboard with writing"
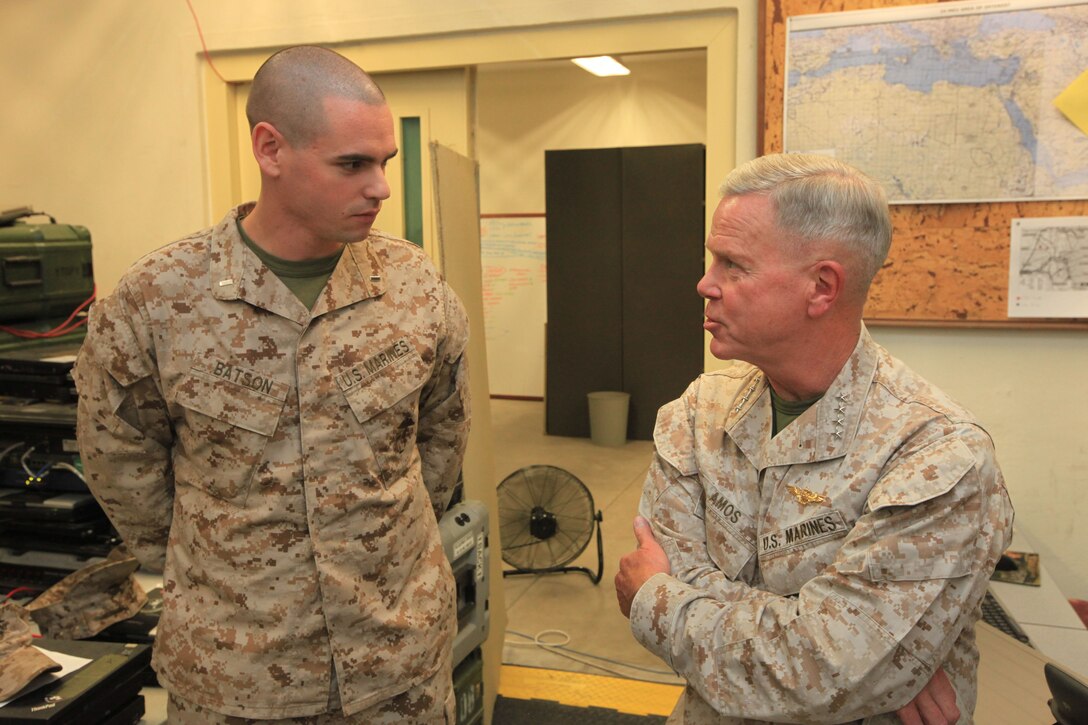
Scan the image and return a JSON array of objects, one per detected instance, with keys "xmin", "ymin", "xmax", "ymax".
[{"xmin": 480, "ymin": 215, "xmax": 546, "ymax": 398}]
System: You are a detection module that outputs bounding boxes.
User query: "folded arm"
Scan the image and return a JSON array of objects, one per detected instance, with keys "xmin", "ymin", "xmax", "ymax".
[{"xmin": 627, "ymin": 395, "xmax": 1011, "ymax": 722}]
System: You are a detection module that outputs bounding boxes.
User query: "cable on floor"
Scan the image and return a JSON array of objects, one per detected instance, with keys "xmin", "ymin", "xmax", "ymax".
[{"xmin": 503, "ymin": 628, "xmax": 680, "ymax": 682}]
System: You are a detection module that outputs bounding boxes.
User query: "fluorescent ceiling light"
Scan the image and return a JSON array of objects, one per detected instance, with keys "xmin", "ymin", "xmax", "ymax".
[{"xmin": 571, "ymin": 56, "xmax": 630, "ymax": 77}]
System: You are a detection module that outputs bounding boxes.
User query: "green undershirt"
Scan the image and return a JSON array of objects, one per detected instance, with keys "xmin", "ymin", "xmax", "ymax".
[
  {"xmin": 237, "ymin": 220, "xmax": 343, "ymax": 310},
  {"xmin": 769, "ymin": 387, "xmax": 822, "ymax": 437}
]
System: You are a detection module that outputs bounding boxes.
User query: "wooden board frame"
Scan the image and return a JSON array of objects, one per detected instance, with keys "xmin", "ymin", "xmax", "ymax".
[{"xmin": 760, "ymin": 0, "xmax": 1088, "ymax": 329}]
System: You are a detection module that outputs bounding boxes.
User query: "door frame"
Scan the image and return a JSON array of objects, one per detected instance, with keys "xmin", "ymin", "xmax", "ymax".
[{"xmin": 201, "ymin": 10, "xmax": 747, "ymax": 302}]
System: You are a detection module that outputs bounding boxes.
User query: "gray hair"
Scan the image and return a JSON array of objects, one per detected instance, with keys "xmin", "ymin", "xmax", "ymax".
[
  {"xmin": 720, "ymin": 154, "xmax": 892, "ymax": 294},
  {"xmin": 246, "ymin": 46, "xmax": 386, "ymax": 146}
]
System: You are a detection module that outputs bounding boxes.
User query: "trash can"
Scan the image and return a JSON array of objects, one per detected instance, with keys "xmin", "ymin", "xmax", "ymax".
[{"xmin": 587, "ymin": 391, "xmax": 630, "ymax": 447}]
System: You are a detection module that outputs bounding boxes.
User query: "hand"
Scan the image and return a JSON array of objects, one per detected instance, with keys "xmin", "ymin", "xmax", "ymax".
[
  {"xmin": 895, "ymin": 667, "xmax": 959, "ymax": 725},
  {"xmin": 615, "ymin": 516, "xmax": 671, "ymax": 618}
]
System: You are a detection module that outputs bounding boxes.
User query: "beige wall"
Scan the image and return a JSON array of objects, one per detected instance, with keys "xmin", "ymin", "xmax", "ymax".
[
  {"xmin": 1, "ymin": 0, "xmax": 1086, "ymax": 628},
  {"xmin": 0, "ymin": 1, "xmax": 209, "ymax": 294},
  {"xmin": 477, "ymin": 52, "xmax": 708, "ymax": 214}
]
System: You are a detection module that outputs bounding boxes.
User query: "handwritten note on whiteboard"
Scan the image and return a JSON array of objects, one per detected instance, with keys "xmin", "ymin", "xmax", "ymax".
[{"xmin": 480, "ymin": 215, "xmax": 547, "ymax": 397}]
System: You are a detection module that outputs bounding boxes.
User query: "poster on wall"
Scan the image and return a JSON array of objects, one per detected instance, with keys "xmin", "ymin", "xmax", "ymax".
[
  {"xmin": 784, "ymin": 0, "xmax": 1088, "ymax": 204},
  {"xmin": 480, "ymin": 215, "xmax": 547, "ymax": 398},
  {"xmin": 1008, "ymin": 215, "xmax": 1088, "ymax": 318}
]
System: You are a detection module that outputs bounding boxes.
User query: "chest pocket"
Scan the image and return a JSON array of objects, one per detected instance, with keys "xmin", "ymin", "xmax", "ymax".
[
  {"xmin": 172, "ymin": 368, "xmax": 288, "ymax": 504},
  {"xmin": 342, "ymin": 350, "xmax": 430, "ymax": 487}
]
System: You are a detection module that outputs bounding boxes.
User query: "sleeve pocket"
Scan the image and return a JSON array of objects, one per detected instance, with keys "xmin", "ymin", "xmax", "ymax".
[{"xmin": 863, "ymin": 437, "xmax": 979, "ymax": 582}]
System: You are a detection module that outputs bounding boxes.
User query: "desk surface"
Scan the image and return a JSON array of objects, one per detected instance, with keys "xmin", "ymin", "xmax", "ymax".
[
  {"xmin": 989, "ymin": 527, "xmax": 1088, "ymax": 680},
  {"xmin": 976, "ymin": 621, "xmax": 1055, "ymax": 724}
]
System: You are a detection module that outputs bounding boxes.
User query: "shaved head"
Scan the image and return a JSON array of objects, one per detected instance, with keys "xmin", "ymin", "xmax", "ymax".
[{"xmin": 246, "ymin": 46, "xmax": 386, "ymax": 146}]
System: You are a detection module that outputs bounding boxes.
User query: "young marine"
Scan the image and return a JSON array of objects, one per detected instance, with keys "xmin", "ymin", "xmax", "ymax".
[{"xmin": 74, "ymin": 46, "xmax": 470, "ymax": 723}]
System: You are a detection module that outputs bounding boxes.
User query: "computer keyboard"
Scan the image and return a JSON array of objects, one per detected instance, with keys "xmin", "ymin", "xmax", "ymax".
[{"xmin": 981, "ymin": 589, "xmax": 1032, "ymax": 646}]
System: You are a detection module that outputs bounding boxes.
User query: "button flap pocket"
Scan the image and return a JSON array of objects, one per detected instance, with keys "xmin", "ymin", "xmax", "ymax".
[
  {"xmin": 341, "ymin": 347, "xmax": 428, "ymax": 424},
  {"xmin": 867, "ymin": 437, "xmax": 976, "ymax": 511},
  {"xmin": 174, "ymin": 367, "xmax": 287, "ymax": 436}
]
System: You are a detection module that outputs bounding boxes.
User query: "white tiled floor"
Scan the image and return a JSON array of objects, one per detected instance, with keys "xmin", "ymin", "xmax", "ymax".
[{"xmin": 491, "ymin": 398, "xmax": 683, "ymax": 686}]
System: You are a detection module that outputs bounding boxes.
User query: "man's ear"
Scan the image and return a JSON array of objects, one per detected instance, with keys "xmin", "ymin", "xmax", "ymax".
[
  {"xmin": 807, "ymin": 259, "xmax": 846, "ymax": 318},
  {"xmin": 251, "ymin": 121, "xmax": 285, "ymax": 178}
]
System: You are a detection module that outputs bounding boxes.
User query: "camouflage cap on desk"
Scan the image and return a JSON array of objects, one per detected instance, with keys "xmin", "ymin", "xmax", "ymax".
[
  {"xmin": 0, "ymin": 600, "xmax": 62, "ymax": 701},
  {"xmin": 25, "ymin": 546, "xmax": 147, "ymax": 640}
]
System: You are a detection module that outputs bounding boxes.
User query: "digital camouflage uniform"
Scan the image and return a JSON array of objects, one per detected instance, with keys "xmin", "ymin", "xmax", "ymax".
[
  {"xmin": 0, "ymin": 601, "xmax": 62, "ymax": 702},
  {"xmin": 73, "ymin": 204, "xmax": 470, "ymax": 720},
  {"xmin": 25, "ymin": 545, "xmax": 147, "ymax": 640},
  {"xmin": 631, "ymin": 327, "xmax": 1013, "ymax": 724}
]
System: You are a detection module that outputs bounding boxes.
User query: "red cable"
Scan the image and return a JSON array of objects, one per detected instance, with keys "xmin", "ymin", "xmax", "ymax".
[
  {"xmin": 4, "ymin": 586, "xmax": 38, "ymax": 600},
  {"xmin": 185, "ymin": 0, "xmax": 228, "ymax": 83},
  {"xmin": 0, "ymin": 286, "xmax": 96, "ymax": 339}
]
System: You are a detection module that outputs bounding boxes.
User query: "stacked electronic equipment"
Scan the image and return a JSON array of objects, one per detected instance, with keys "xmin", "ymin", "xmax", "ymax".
[{"xmin": 0, "ymin": 206, "xmax": 118, "ymax": 596}]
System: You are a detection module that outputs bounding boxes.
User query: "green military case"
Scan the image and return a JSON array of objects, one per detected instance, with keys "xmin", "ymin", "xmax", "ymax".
[{"xmin": 0, "ymin": 222, "xmax": 94, "ymax": 323}]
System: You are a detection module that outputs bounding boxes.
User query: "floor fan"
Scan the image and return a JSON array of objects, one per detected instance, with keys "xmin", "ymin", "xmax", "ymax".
[{"xmin": 496, "ymin": 465, "xmax": 603, "ymax": 584}]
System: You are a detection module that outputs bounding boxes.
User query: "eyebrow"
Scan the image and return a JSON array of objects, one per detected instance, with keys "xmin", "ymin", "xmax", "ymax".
[{"xmin": 334, "ymin": 148, "xmax": 399, "ymax": 164}]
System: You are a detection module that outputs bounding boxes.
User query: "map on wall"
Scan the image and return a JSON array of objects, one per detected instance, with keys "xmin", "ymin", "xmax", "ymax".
[
  {"xmin": 784, "ymin": 0, "xmax": 1088, "ymax": 204},
  {"xmin": 1008, "ymin": 216, "xmax": 1088, "ymax": 317}
]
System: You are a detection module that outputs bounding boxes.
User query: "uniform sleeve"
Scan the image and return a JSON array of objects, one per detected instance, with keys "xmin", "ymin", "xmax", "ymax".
[
  {"xmin": 630, "ymin": 392, "xmax": 1014, "ymax": 723},
  {"xmin": 73, "ymin": 281, "xmax": 175, "ymax": 572},
  {"xmin": 416, "ymin": 281, "xmax": 471, "ymax": 520}
]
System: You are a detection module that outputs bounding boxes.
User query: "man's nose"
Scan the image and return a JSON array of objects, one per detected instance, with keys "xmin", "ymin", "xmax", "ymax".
[
  {"xmin": 366, "ymin": 169, "xmax": 391, "ymax": 200},
  {"xmin": 696, "ymin": 272, "xmax": 717, "ymax": 299}
]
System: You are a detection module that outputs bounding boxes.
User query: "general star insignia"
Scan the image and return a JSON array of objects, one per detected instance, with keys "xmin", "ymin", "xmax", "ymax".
[{"xmin": 787, "ymin": 485, "xmax": 827, "ymax": 506}]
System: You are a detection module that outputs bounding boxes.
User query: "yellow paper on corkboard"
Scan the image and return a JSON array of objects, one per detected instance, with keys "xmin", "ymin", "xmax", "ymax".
[{"xmin": 1055, "ymin": 68, "xmax": 1088, "ymax": 136}]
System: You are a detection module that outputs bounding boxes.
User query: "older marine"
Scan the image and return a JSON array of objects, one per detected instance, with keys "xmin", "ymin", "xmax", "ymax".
[{"xmin": 616, "ymin": 153, "xmax": 1013, "ymax": 725}]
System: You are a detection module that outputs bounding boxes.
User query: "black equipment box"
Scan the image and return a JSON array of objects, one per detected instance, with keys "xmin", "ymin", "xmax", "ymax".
[
  {"xmin": 0, "ymin": 490, "xmax": 102, "ymax": 522},
  {"xmin": 0, "ymin": 340, "xmax": 81, "ymax": 402},
  {"xmin": 0, "ymin": 398, "xmax": 82, "ymax": 491},
  {"xmin": 0, "ymin": 222, "xmax": 93, "ymax": 323},
  {"xmin": 453, "ymin": 648, "xmax": 484, "ymax": 725},
  {"xmin": 0, "ymin": 639, "xmax": 150, "ymax": 724}
]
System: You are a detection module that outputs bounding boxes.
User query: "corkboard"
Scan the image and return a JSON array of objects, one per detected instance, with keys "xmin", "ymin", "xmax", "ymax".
[{"xmin": 761, "ymin": 0, "xmax": 1088, "ymax": 329}]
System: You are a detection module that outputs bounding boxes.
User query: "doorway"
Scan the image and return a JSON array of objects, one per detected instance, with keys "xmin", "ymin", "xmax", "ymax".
[{"xmin": 476, "ymin": 50, "xmax": 708, "ymax": 403}]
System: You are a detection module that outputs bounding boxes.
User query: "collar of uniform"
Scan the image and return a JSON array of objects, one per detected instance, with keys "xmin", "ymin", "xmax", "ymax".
[
  {"xmin": 210, "ymin": 204, "xmax": 382, "ymax": 325},
  {"xmin": 762, "ymin": 325, "xmax": 879, "ymax": 466},
  {"xmin": 720, "ymin": 366, "xmax": 771, "ymax": 468},
  {"xmin": 209, "ymin": 203, "xmax": 251, "ymax": 302},
  {"xmin": 309, "ymin": 235, "xmax": 385, "ymax": 317}
]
